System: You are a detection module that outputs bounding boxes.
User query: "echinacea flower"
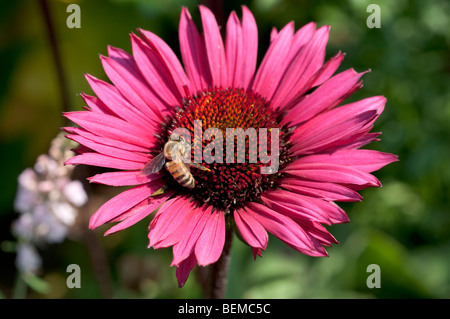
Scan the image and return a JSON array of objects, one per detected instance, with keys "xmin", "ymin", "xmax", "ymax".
[{"xmin": 64, "ymin": 6, "xmax": 397, "ymax": 288}]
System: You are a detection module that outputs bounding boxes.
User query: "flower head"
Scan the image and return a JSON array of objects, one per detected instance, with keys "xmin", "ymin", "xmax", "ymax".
[{"xmin": 64, "ymin": 6, "xmax": 397, "ymax": 287}]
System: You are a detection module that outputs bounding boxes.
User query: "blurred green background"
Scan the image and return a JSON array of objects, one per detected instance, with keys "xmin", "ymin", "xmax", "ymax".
[{"xmin": 0, "ymin": 0, "xmax": 449, "ymax": 299}]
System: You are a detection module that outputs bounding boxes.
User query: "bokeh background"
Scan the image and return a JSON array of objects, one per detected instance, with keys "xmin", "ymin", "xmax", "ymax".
[{"xmin": 0, "ymin": 0, "xmax": 449, "ymax": 299}]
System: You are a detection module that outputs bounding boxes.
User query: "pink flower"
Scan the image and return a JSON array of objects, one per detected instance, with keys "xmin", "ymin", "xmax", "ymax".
[{"xmin": 64, "ymin": 6, "xmax": 397, "ymax": 287}]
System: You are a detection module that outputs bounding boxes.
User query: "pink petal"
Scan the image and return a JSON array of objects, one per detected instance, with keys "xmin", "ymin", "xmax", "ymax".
[
  {"xmin": 240, "ymin": 6, "xmax": 258, "ymax": 89},
  {"xmin": 261, "ymin": 190, "xmax": 332, "ymax": 225},
  {"xmin": 225, "ymin": 11, "xmax": 242, "ymax": 89},
  {"xmin": 171, "ymin": 205, "xmax": 212, "ymax": 266},
  {"xmin": 335, "ymin": 132, "xmax": 381, "ymax": 151},
  {"xmin": 89, "ymin": 181, "xmax": 165, "ymax": 229},
  {"xmin": 148, "ymin": 198, "xmax": 179, "ymax": 247},
  {"xmin": 100, "ymin": 55, "xmax": 164, "ymax": 124},
  {"xmin": 287, "ymin": 22, "xmax": 317, "ymax": 62},
  {"xmin": 299, "ymin": 220, "xmax": 339, "ymax": 247},
  {"xmin": 223, "ymin": 6, "xmax": 259, "ymax": 89},
  {"xmin": 195, "ymin": 210, "xmax": 225, "ymax": 266},
  {"xmin": 72, "ymin": 144, "xmax": 92, "ymax": 155},
  {"xmin": 267, "ymin": 23, "xmax": 317, "ymax": 107},
  {"xmin": 88, "ymin": 171, "xmax": 164, "ymax": 186},
  {"xmin": 245, "ymin": 202, "xmax": 317, "ymax": 255},
  {"xmin": 81, "ymin": 93, "xmax": 113, "ymax": 115},
  {"xmin": 66, "ymin": 134, "xmax": 149, "ymax": 163},
  {"xmin": 138, "ymin": 28, "xmax": 191, "ymax": 97},
  {"xmin": 283, "ymin": 162, "xmax": 381, "ymax": 187},
  {"xmin": 104, "ymin": 191, "xmax": 175, "ymax": 236},
  {"xmin": 277, "ymin": 51, "xmax": 346, "ymax": 114},
  {"xmin": 85, "ymin": 74, "xmax": 156, "ymax": 130},
  {"xmin": 294, "ymin": 149, "xmax": 399, "ymax": 173},
  {"xmin": 290, "ymin": 110, "xmax": 377, "ymax": 156},
  {"xmin": 271, "ymin": 25, "xmax": 330, "ymax": 110},
  {"xmin": 63, "ymin": 127, "xmax": 150, "ymax": 153},
  {"xmin": 289, "ymin": 96, "xmax": 386, "ymax": 155},
  {"xmin": 131, "ymin": 33, "xmax": 181, "ymax": 106},
  {"xmin": 284, "ymin": 239, "xmax": 328, "ymax": 257},
  {"xmin": 179, "ymin": 7, "xmax": 212, "ymax": 92},
  {"xmin": 64, "ymin": 111, "xmax": 155, "ymax": 149},
  {"xmin": 107, "ymin": 46, "xmax": 172, "ymax": 118},
  {"xmin": 280, "ymin": 177, "xmax": 362, "ymax": 202},
  {"xmin": 310, "ymin": 51, "xmax": 346, "ymax": 87},
  {"xmin": 252, "ymin": 22, "xmax": 294, "ymax": 100},
  {"xmin": 65, "ymin": 152, "xmax": 144, "ymax": 170},
  {"xmin": 299, "ymin": 199, "xmax": 349, "ymax": 224},
  {"xmin": 148, "ymin": 196, "xmax": 191, "ymax": 248},
  {"xmin": 200, "ymin": 5, "xmax": 228, "ymax": 87},
  {"xmin": 252, "ymin": 247, "xmax": 263, "ymax": 260},
  {"xmin": 234, "ymin": 208, "xmax": 268, "ymax": 250},
  {"xmin": 263, "ymin": 190, "xmax": 349, "ymax": 224},
  {"xmin": 176, "ymin": 252, "xmax": 197, "ymax": 288},
  {"xmin": 270, "ymin": 27, "xmax": 278, "ymax": 43},
  {"xmin": 109, "ymin": 197, "xmax": 150, "ymax": 223},
  {"xmin": 284, "ymin": 68, "xmax": 366, "ymax": 126}
]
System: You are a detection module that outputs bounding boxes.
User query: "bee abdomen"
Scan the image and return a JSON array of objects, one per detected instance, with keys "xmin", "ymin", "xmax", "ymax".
[
  {"xmin": 166, "ymin": 161, "xmax": 195, "ymax": 189},
  {"xmin": 178, "ymin": 174, "xmax": 195, "ymax": 189}
]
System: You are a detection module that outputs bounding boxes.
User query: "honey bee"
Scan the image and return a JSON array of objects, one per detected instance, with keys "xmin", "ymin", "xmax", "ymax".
[{"xmin": 140, "ymin": 134, "xmax": 210, "ymax": 189}]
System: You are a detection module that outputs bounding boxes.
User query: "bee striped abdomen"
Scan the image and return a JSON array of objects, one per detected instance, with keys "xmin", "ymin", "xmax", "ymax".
[{"xmin": 165, "ymin": 161, "xmax": 195, "ymax": 189}]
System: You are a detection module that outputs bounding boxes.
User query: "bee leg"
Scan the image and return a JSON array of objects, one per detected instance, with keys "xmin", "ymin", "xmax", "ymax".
[{"xmin": 189, "ymin": 163, "xmax": 211, "ymax": 172}]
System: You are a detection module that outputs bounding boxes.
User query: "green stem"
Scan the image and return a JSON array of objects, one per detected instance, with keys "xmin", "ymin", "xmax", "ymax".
[
  {"xmin": 12, "ymin": 273, "xmax": 27, "ymax": 299},
  {"xmin": 38, "ymin": 0, "xmax": 71, "ymax": 121}
]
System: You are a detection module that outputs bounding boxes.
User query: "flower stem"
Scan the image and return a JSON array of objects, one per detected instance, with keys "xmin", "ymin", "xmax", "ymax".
[
  {"xmin": 38, "ymin": 0, "xmax": 71, "ymax": 122},
  {"xmin": 12, "ymin": 273, "xmax": 27, "ymax": 299},
  {"xmin": 207, "ymin": 227, "xmax": 233, "ymax": 299}
]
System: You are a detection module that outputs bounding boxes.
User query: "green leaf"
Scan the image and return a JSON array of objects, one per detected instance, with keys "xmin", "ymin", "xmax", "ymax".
[{"xmin": 21, "ymin": 272, "xmax": 50, "ymax": 295}]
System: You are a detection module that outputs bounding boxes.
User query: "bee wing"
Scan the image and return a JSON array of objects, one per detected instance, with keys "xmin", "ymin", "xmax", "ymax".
[{"xmin": 139, "ymin": 152, "xmax": 166, "ymax": 176}]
